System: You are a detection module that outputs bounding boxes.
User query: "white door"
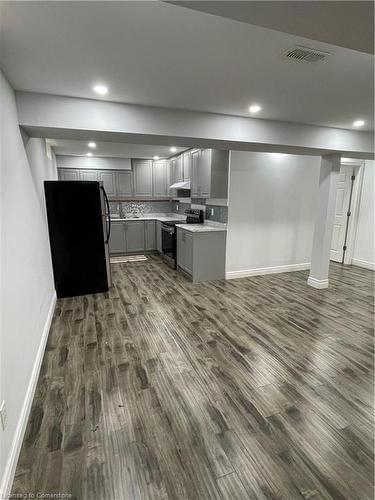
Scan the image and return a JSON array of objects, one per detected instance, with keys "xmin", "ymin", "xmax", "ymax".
[{"xmin": 330, "ymin": 166, "xmax": 354, "ymax": 262}]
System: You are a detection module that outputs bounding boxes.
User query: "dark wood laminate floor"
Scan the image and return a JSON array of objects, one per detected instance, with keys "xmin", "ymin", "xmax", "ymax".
[{"xmin": 12, "ymin": 258, "xmax": 374, "ymax": 499}]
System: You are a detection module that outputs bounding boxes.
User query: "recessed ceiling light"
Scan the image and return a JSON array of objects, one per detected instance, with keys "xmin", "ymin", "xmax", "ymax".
[
  {"xmin": 170, "ymin": 147, "xmax": 177, "ymax": 153},
  {"xmin": 153, "ymin": 156, "xmax": 160, "ymax": 160},
  {"xmin": 249, "ymin": 104, "xmax": 262, "ymax": 113},
  {"xmin": 88, "ymin": 142, "xmax": 96, "ymax": 148},
  {"xmin": 86, "ymin": 152, "xmax": 93, "ymax": 157},
  {"xmin": 93, "ymin": 84, "xmax": 108, "ymax": 95},
  {"xmin": 353, "ymin": 119, "xmax": 365, "ymax": 127}
]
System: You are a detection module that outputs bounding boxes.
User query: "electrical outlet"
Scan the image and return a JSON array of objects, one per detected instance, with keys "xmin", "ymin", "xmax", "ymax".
[
  {"xmin": 210, "ymin": 208, "xmax": 214, "ymax": 216},
  {"xmin": 176, "ymin": 204, "xmax": 179, "ymax": 211},
  {"xmin": 0, "ymin": 400, "xmax": 7, "ymax": 430}
]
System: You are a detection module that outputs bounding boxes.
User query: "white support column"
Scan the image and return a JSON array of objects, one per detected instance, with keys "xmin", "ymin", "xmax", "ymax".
[{"xmin": 308, "ymin": 154, "xmax": 341, "ymax": 289}]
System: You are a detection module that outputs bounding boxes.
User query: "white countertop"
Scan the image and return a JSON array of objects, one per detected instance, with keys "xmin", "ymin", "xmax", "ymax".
[
  {"xmin": 110, "ymin": 213, "xmax": 186, "ymax": 222},
  {"xmin": 110, "ymin": 213, "xmax": 227, "ymax": 232},
  {"xmin": 175, "ymin": 222, "xmax": 227, "ymax": 233}
]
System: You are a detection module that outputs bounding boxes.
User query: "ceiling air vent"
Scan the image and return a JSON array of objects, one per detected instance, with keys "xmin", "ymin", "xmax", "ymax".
[{"xmin": 282, "ymin": 46, "xmax": 330, "ymax": 63}]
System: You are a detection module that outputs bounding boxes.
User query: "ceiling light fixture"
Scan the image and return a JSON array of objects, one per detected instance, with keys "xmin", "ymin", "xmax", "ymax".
[
  {"xmin": 353, "ymin": 119, "xmax": 365, "ymax": 127},
  {"xmin": 153, "ymin": 156, "xmax": 160, "ymax": 160},
  {"xmin": 86, "ymin": 152, "xmax": 93, "ymax": 157},
  {"xmin": 93, "ymin": 84, "xmax": 108, "ymax": 95},
  {"xmin": 249, "ymin": 104, "xmax": 261, "ymax": 113},
  {"xmin": 170, "ymin": 147, "xmax": 177, "ymax": 153},
  {"xmin": 88, "ymin": 142, "xmax": 96, "ymax": 148}
]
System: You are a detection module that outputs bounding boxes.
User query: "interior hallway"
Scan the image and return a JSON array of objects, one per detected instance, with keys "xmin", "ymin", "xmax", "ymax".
[{"xmin": 12, "ymin": 258, "xmax": 374, "ymax": 499}]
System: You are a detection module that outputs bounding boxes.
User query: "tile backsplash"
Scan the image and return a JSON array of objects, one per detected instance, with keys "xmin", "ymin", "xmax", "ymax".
[
  {"xmin": 109, "ymin": 200, "xmax": 172, "ymax": 217},
  {"xmin": 109, "ymin": 198, "xmax": 228, "ymax": 223}
]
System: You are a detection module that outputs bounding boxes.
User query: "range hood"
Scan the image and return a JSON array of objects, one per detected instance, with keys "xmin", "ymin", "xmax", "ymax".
[{"xmin": 169, "ymin": 180, "xmax": 191, "ymax": 190}]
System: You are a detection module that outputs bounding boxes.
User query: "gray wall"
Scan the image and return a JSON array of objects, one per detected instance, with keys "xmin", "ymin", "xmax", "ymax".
[
  {"xmin": 226, "ymin": 151, "xmax": 320, "ymax": 275},
  {"xmin": 0, "ymin": 71, "xmax": 57, "ymax": 494}
]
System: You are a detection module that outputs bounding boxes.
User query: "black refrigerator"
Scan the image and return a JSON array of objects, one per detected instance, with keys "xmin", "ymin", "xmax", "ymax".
[{"xmin": 44, "ymin": 181, "xmax": 112, "ymax": 298}]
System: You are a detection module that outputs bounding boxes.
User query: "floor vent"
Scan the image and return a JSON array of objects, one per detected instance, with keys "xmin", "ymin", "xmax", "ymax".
[{"xmin": 282, "ymin": 46, "xmax": 330, "ymax": 63}]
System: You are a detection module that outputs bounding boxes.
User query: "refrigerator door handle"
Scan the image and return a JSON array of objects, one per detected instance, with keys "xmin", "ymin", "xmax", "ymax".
[{"xmin": 101, "ymin": 186, "xmax": 111, "ymax": 243}]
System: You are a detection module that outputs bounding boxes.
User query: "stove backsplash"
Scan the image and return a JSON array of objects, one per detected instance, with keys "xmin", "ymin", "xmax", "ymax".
[{"xmin": 171, "ymin": 199, "xmax": 228, "ymax": 223}]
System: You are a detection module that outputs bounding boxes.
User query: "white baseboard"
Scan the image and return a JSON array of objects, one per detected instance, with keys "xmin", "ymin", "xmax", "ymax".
[
  {"xmin": 0, "ymin": 291, "xmax": 57, "ymax": 499},
  {"xmin": 351, "ymin": 258, "xmax": 375, "ymax": 271},
  {"xmin": 226, "ymin": 262, "xmax": 310, "ymax": 280},
  {"xmin": 307, "ymin": 276, "xmax": 329, "ymax": 289}
]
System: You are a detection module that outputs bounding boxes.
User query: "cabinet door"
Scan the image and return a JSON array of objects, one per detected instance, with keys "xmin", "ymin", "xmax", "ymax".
[
  {"xmin": 117, "ymin": 171, "xmax": 133, "ymax": 196},
  {"xmin": 156, "ymin": 221, "xmax": 162, "ymax": 253},
  {"xmin": 145, "ymin": 221, "xmax": 156, "ymax": 251},
  {"xmin": 197, "ymin": 149, "xmax": 211, "ymax": 198},
  {"xmin": 153, "ymin": 160, "xmax": 168, "ymax": 197},
  {"xmin": 80, "ymin": 169, "xmax": 98, "ymax": 181},
  {"xmin": 191, "ymin": 150, "xmax": 200, "ymax": 197},
  {"xmin": 59, "ymin": 168, "xmax": 80, "ymax": 181},
  {"xmin": 175, "ymin": 156, "xmax": 183, "ymax": 183},
  {"xmin": 125, "ymin": 221, "xmax": 145, "ymax": 252},
  {"xmin": 133, "ymin": 160, "xmax": 153, "ymax": 196},
  {"xmin": 177, "ymin": 229, "xmax": 193, "ymax": 275},
  {"xmin": 109, "ymin": 223, "xmax": 126, "ymax": 254},
  {"xmin": 98, "ymin": 171, "xmax": 117, "ymax": 198},
  {"xmin": 183, "ymin": 152, "xmax": 191, "ymax": 182}
]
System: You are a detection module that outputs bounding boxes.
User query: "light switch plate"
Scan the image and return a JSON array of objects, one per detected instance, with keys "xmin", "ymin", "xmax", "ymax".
[
  {"xmin": 0, "ymin": 400, "xmax": 7, "ymax": 430},
  {"xmin": 211, "ymin": 208, "xmax": 214, "ymax": 216}
]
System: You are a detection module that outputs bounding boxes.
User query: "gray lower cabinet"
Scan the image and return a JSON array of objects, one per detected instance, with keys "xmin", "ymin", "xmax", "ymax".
[
  {"xmin": 125, "ymin": 221, "xmax": 145, "ymax": 252},
  {"xmin": 177, "ymin": 227, "xmax": 226, "ymax": 283},
  {"xmin": 98, "ymin": 170, "xmax": 117, "ymax": 198},
  {"xmin": 177, "ymin": 228, "xmax": 193, "ymax": 275},
  {"xmin": 133, "ymin": 160, "xmax": 153, "ymax": 196},
  {"xmin": 156, "ymin": 221, "xmax": 162, "ymax": 252},
  {"xmin": 117, "ymin": 171, "xmax": 133, "ymax": 196},
  {"xmin": 109, "ymin": 222, "xmax": 126, "ymax": 254},
  {"xmin": 145, "ymin": 221, "xmax": 156, "ymax": 250}
]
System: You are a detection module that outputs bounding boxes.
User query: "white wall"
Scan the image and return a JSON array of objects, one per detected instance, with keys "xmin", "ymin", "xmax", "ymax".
[
  {"xmin": 56, "ymin": 155, "xmax": 132, "ymax": 170},
  {"xmin": 226, "ymin": 151, "xmax": 320, "ymax": 277},
  {"xmin": 352, "ymin": 161, "xmax": 374, "ymax": 269},
  {"xmin": 16, "ymin": 92, "xmax": 374, "ymax": 158},
  {"xmin": 0, "ymin": 71, "xmax": 57, "ymax": 496}
]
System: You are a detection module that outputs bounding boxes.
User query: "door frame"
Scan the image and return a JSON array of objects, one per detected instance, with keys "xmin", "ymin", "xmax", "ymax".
[{"xmin": 339, "ymin": 159, "xmax": 365, "ymax": 265}]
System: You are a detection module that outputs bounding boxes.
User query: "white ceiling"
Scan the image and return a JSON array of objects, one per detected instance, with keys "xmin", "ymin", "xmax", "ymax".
[
  {"xmin": 1, "ymin": 1, "xmax": 374, "ymax": 130},
  {"xmin": 168, "ymin": 1, "xmax": 374, "ymax": 55},
  {"xmin": 49, "ymin": 139, "xmax": 186, "ymax": 159}
]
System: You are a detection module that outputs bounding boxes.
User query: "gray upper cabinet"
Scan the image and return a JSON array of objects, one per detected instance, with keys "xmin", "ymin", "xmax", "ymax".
[
  {"xmin": 125, "ymin": 221, "xmax": 145, "ymax": 252},
  {"xmin": 117, "ymin": 171, "xmax": 133, "ymax": 196},
  {"xmin": 191, "ymin": 149, "xmax": 229, "ymax": 199},
  {"xmin": 152, "ymin": 160, "xmax": 168, "ymax": 197},
  {"xmin": 133, "ymin": 160, "xmax": 153, "ymax": 197},
  {"xmin": 175, "ymin": 156, "xmax": 183, "ymax": 183},
  {"xmin": 183, "ymin": 152, "xmax": 191, "ymax": 182},
  {"xmin": 196, "ymin": 148, "xmax": 211, "ymax": 197},
  {"xmin": 109, "ymin": 222, "xmax": 126, "ymax": 254},
  {"xmin": 59, "ymin": 168, "xmax": 80, "ymax": 181},
  {"xmin": 145, "ymin": 221, "xmax": 156, "ymax": 250},
  {"xmin": 98, "ymin": 170, "xmax": 117, "ymax": 198},
  {"xmin": 80, "ymin": 169, "xmax": 98, "ymax": 182},
  {"xmin": 191, "ymin": 150, "xmax": 200, "ymax": 197}
]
